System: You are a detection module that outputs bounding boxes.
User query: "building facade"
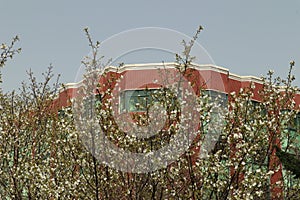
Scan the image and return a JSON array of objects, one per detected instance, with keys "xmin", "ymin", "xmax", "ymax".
[{"xmin": 54, "ymin": 62, "xmax": 300, "ymax": 199}]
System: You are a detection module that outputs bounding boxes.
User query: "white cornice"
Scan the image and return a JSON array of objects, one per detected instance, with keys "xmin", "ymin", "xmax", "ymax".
[
  {"xmin": 60, "ymin": 62, "xmax": 267, "ymax": 91},
  {"xmin": 58, "ymin": 81, "xmax": 83, "ymax": 93}
]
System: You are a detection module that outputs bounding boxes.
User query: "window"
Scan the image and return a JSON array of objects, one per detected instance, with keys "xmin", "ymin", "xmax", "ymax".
[
  {"xmin": 281, "ymin": 111, "xmax": 300, "ymax": 193},
  {"xmin": 202, "ymin": 90, "xmax": 228, "ymax": 108},
  {"xmin": 119, "ymin": 88, "xmax": 181, "ymax": 112},
  {"xmin": 282, "ymin": 112, "xmax": 300, "ymax": 152},
  {"xmin": 120, "ymin": 89, "xmax": 159, "ymax": 112},
  {"xmin": 81, "ymin": 94, "xmax": 102, "ymax": 118},
  {"xmin": 201, "ymin": 90, "xmax": 228, "ymax": 154},
  {"xmin": 201, "ymin": 90, "xmax": 228, "ymax": 127}
]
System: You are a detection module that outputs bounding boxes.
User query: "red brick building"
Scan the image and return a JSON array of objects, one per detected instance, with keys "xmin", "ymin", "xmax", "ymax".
[{"xmin": 54, "ymin": 62, "xmax": 300, "ymax": 199}]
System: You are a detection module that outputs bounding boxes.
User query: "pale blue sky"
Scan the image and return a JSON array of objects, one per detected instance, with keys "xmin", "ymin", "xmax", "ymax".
[{"xmin": 1, "ymin": 0, "xmax": 300, "ymax": 92}]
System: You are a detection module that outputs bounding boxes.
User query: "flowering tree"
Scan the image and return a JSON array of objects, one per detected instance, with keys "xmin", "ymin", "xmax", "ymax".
[
  {"xmin": 0, "ymin": 28, "xmax": 299, "ymax": 199},
  {"xmin": 0, "ymin": 36, "xmax": 21, "ymax": 82}
]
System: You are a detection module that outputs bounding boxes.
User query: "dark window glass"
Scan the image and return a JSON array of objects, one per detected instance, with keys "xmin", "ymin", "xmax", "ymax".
[
  {"xmin": 202, "ymin": 90, "xmax": 228, "ymax": 107},
  {"xmin": 120, "ymin": 89, "xmax": 160, "ymax": 112},
  {"xmin": 120, "ymin": 88, "xmax": 181, "ymax": 112}
]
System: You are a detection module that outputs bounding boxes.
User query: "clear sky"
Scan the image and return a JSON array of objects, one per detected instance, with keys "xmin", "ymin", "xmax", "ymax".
[{"xmin": 1, "ymin": 0, "xmax": 300, "ymax": 92}]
